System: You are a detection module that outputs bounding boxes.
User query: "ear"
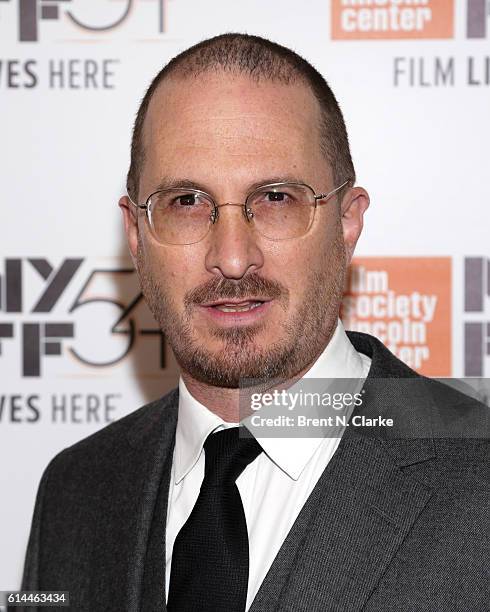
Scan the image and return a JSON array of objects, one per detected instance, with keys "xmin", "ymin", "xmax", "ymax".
[
  {"xmin": 340, "ymin": 186, "xmax": 370, "ymax": 264},
  {"xmin": 118, "ymin": 196, "xmax": 139, "ymax": 265}
]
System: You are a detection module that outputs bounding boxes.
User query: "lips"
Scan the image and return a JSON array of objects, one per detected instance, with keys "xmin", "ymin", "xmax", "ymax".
[
  {"xmin": 201, "ymin": 298, "xmax": 268, "ymax": 309},
  {"xmin": 210, "ymin": 300, "xmax": 264, "ymax": 312},
  {"xmin": 197, "ymin": 297, "xmax": 271, "ymax": 324}
]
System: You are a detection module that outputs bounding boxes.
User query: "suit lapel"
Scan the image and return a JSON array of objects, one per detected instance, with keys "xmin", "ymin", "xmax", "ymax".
[
  {"xmin": 87, "ymin": 390, "xmax": 178, "ymax": 612},
  {"xmin": 129, "ymin": 390, "xmax": 178, "ymax": 612},
  {"xmin": 138, "ymin": 397, "xmax": 178, "ymax": 612},
  {"xmin": 252, "ymin": 433, "xmax": 433, "ymax": 611},
  {"xmin": 250, "ymin": 332, "xmax": 436, "ymax": 611}
]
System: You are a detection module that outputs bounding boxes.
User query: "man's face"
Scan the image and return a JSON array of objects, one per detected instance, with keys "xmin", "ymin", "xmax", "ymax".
[{"xmin": 121, "ymin": 72, "xmax": 368, "ymax": 388}]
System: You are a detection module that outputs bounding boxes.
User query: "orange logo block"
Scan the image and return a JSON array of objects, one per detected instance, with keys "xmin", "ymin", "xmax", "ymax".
[
  {"xmin": 341, "ymin": 257, "xmax": 451, "ymax": 376},
  {"xmin": 332, "ymin": 0, "xmax": 454, "ymax": 40}
]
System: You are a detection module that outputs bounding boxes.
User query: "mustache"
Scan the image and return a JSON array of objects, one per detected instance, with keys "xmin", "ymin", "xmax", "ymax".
[{"xmin": 184, "ymin": 273, "xmax": 288, "ymax": 307}]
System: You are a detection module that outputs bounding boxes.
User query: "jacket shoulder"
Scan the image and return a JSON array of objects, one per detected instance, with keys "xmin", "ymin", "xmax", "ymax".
[
  {"xmin": 425, "ymin": 377, "xmax": 490, "ymax": 472},
  {"xmin": 348, "ymin": 331, "xmax": 489, "ymax": 468}
]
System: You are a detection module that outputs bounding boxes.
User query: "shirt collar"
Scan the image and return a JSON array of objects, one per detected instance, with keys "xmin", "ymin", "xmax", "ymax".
[
  {"xmin": 174, "ymin": 378, "xmax": 237, "ymax": 484},
  {"xmin": 174, "ymin": 319, "xmax": 368, "ymax": 483}
]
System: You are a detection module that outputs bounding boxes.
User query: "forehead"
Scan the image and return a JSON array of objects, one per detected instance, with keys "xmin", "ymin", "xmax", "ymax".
[{"xmin": 140, "ymin": 72, "xmax": 327, "ymax": 188}]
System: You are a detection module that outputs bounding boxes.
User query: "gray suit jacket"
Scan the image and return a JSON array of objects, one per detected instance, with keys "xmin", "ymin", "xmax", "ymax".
[{"xmin": 18, "ymin": 332, "xmax": 490, "ymax": 611}]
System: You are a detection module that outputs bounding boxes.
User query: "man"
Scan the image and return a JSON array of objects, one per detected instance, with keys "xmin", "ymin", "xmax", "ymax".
[{"xmin": 19, "ymin": 34, "xmax": 489, "ymax": 611}]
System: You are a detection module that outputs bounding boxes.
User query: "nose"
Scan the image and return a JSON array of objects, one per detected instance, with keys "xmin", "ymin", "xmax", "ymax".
[{"xmin": 204, "ymin": 203, "xmax": 264, "ymax": 280}]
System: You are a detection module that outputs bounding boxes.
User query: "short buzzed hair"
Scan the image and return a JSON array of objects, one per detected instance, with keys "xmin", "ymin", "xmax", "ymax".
[{"xmin": 127, "ymin": 33, "xmax": 355, "ymax": 201}]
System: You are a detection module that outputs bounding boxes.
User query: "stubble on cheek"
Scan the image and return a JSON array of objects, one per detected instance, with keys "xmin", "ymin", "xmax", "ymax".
[{"xmin": 136, "ymin": 244, "xmax": 176, "ymax": 334}]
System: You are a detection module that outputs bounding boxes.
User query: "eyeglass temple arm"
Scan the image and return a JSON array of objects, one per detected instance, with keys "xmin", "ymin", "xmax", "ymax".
[
  {"xmin": 314, "ymin": 179, "xmax": 351, "ymax": 201},
  {"xmin": 126, "ymin": 193, "xmax": 148, "ymax": 210}
]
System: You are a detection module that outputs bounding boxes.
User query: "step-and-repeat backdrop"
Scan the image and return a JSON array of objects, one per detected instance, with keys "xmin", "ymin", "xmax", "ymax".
[{"xmin": 1, "ymin": 0, "xmax": 489, "ymax": 589}]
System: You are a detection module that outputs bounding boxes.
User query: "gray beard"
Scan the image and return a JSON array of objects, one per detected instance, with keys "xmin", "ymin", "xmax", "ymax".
[{"xmin": 137, "ymin": 230, "xmax": 346, "ymax": 388}]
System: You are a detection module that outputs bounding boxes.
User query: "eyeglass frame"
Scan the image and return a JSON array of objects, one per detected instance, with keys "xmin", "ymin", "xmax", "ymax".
[{"xmin": 127, "ymin": 178, "xmax": 352, "ymax": 245}]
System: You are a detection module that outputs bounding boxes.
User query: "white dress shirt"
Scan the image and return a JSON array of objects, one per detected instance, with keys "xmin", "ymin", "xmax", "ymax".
[{"xmin": 165, "ymin": 320, "xmax": 371, "ymax": 609}]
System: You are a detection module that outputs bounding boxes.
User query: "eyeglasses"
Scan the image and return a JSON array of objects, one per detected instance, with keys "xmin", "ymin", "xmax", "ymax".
[{"xmin": 128, "ymin": 179, "xmax": 351, "ymax": 246}]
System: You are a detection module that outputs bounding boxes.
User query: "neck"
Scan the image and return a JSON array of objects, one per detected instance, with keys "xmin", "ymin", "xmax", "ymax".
[{"xmin": 180, "ymin": 342, "xmax": 330, "ymax": 422}]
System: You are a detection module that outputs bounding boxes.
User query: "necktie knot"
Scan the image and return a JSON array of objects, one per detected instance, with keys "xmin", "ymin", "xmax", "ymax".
[{"xmin": 203, "ymin": 427, "xmax": 262, "ymax": 485}]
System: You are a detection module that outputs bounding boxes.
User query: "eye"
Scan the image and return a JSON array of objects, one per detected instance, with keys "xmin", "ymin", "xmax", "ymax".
[
  {"xmin": 174, "ymin": 193, "xmax": 198, "ymax": 206},
  {"xmin": 264, "ymin": 191, "xmax": 289, "ymax": 203}
]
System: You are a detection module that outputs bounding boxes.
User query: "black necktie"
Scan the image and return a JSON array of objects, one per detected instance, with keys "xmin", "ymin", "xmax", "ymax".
[{"xmin": 167, "ymin": 426, "xmax": 263, "ymax": 612}]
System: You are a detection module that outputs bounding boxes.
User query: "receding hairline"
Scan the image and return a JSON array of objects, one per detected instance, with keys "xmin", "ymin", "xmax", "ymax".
[{"xmin": 139, "ymin": 67, "xmax": 325, "ymax": 165}]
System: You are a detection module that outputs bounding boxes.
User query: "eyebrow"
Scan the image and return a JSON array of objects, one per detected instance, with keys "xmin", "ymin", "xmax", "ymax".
[{"xmin": 151, "ymin": 175, "xmax": 310, "ymax": 197}]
